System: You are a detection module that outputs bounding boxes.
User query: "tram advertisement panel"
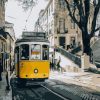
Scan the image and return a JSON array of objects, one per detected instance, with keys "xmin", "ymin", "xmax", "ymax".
[{"xmin": 31, "ymin": 44, "xmax": 41, "ymax": 60}]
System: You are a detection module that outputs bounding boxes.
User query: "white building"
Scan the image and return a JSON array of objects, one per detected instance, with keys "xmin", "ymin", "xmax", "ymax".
[
  {"xmin": 34, "ymin": 0, "xmax": 82, "ymax": 53},
  {"xmin": 5, "ymin": 21, "xmax": 15, "ymax": 72}
]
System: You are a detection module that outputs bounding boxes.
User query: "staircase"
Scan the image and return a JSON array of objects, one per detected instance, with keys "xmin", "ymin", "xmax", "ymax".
[{"xmin": 56, "ymin": 47, "xmax": 81, "ymax": 67}]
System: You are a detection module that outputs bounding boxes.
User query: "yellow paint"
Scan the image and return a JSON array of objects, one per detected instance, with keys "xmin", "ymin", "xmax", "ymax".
[
  {"xmin": 31, "ymin": 51, "xmax": 40, "ymax": 55},
  {"xmin": 16, "ymin": 60, "xmax": 50, "ymax": 79}
]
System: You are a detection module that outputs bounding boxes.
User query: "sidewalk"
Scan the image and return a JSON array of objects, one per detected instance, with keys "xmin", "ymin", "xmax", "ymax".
[
  {"xmin": 0, "ymin": 72, "xmax": 12, "ymax": 100},
  {"xmin": 50, "ymin": 71, "xmax": 100, "ymax": 92}
]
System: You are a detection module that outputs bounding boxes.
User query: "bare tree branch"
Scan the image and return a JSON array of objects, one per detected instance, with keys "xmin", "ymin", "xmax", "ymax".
[
  {"xmin": 65, "ymin": 0, "xmax": 80, "ymax": 28},
  {"xmin": 90, "ymin": 0, "xmax": 100, "ymax": 38},
  {"xmin": 74, "ymin": 0, "xmax": 85, "ymax": 25},
  {"xmin": 72, "ymin": 5, "xmax": 76, "ymax": 17},
  {"xmin": 84, "ymin": 0, "xmax": 90, "ymax": 28},
  {"xmin": 16, "ymin": 0, "xmax": 37, "ymax": 11}
]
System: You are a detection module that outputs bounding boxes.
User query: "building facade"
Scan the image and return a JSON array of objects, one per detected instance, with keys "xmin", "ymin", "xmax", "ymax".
[
  {"xmin": 0, "ymin": 0, "xmax": 15, "ymax": 72},
  {"xmin": 34, "ymin": 0, "xmax": 82, "ymax": 53},
  {"xmin": 5, "ymin": 21, "xmax": 15, "ymax": 72},
  {"xmin": 0, "ymin": 0, "xmax": 8, "ymax": 72},
  {"xmin": 0, "ymin": 0, "xmax": 6, "ymax": 28},
  {"xmin": 0, "ymin": 33, "xmax": 7, "ymax": 71}
]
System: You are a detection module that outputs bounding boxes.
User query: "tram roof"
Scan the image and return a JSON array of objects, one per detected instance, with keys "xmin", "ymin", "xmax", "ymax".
[
  {"xmin": 16, "ymin": 31, "xmax": 49, "ymax": 43},
  {"xmin": 15, "ymin": 38, "xmax": 49, "ymax": 43}
]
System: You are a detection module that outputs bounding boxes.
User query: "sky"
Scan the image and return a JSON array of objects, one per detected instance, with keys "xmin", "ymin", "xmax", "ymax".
[{"xmin": 5, "ymin": 0, "xmax": 49, "ymax": 38}]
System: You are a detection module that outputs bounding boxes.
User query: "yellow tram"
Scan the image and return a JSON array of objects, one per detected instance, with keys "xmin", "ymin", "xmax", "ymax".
[{"xmin": 14, "ymin": 32, "xmax": 50, "ymax": 85}]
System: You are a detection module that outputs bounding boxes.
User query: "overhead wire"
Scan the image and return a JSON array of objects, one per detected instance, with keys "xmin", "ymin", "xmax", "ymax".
[{"xmin": 24, "ymin": 5, "xmax": 34, "ymax": 30}]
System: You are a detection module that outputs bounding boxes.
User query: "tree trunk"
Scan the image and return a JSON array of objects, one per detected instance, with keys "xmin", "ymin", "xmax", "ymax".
[{"xmin": 82, "ymin": 30, "xmax": 91, "ymax": 56}]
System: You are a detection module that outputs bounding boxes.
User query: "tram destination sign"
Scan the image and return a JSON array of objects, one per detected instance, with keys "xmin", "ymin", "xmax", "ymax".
[{"xmin": 22, "ymin": 31, "xmax": 46, "ymax": 38}]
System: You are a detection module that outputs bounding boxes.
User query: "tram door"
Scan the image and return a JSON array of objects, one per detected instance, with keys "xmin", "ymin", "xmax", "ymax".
[{"xmin": 15, "ymin": 47, "xmax": 19, "ymax": 77}]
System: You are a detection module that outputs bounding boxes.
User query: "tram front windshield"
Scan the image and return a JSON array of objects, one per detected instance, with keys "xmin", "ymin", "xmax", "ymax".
[
  {"xmin": 31, "ymin": 44, "xmax": 41, "ymax": 60},
  {"xmin": 30, "ymin": 44, "xmax": 49, "ymax": 60},
  {"xmin": 19, "ymin": 44, "xmax": 49, "ymax": 60}
]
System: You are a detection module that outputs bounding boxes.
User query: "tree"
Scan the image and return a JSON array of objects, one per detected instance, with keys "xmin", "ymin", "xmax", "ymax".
[
  {"xmin": 15, "ymin": 0, "xmax": 37, "ymax": 11},
  {"xmin": 65, "ymin": 0, "xmax": 100, "ymax": 56},
  {"xmin": 15, "ymin": 0, "xmax": 49, "ymax": 11}
]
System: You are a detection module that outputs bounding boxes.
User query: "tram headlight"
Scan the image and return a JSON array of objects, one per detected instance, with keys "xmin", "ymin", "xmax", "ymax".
[{"xmin": 34, "ymin": 69, "xmax": 38, "ymax": 73}]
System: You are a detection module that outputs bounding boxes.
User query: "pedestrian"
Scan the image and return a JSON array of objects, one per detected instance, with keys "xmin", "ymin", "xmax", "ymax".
[
  {"xmin": 0, "ymin": 70, "xmax": 2, "ymax": 81},
  {"xmin": 11, "ymin": 60, "xmax": 15, "ymax": 74},
  {"xmin": 6, "ymin": 70, "xmax": 10, "ymax": 90},
  {"xmin": 50, "ymin": 61, "xmax": 52, "ymax": 70},
  {"xmin": 51, "ymin": 54, "xmax": 55, "ymax": 71},
  {"xmin": 50, "ymin": 60, "xmax": 54, "ymax": 71},
  {"xmin": 51, "ymin": 61, "xmax": 55, "ymax": 71},
  {"xmin": 57, "ymin": 60, "xmax": 60, "ymax": 71}
]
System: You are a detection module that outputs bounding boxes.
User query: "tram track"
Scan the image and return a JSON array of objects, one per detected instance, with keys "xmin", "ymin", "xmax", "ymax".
[
  {"xmin": 39, "ymin": 83, "xmax": 70, "ymax": 100},
  {"xmin": 11, "ymin": 81, "xmax": 70, "ymax": 100},
  {"xmin": 28, "ymin": 82, "xmax": 70, "ymax": 100}
]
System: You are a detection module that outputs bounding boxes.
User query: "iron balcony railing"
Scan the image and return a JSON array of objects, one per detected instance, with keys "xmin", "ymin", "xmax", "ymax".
[{"xmin": 56, "ymin": 47, "xmax": 81, "ymax": 67}]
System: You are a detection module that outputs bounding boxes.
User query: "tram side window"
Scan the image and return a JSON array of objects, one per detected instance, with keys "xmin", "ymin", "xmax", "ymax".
[
  {"xmin": 20, "ymin": 44, "xmax": 29, "ymax": 60},
  {"xmin": 42, "ymin": 45, "xmax": 49, "ymax": 60},
  {"xmin": 15, "ymin": 47, "xmax": 19, "ymax": 63},
  {"xmin": 15, "ymin": 47, "xmax": 19, "ymax": 53}
]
